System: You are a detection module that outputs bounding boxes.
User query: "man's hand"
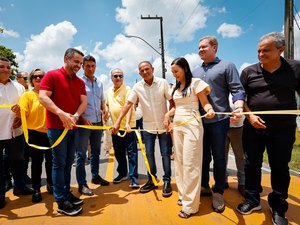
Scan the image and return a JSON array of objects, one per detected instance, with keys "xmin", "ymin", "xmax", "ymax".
[
  {"xmin": 247, "ymin": 114, "xmax": 266, "ymax": 129},
  {"xmin": 111, "ymin": 122, "xmax": 120, "ymax": 135},
  {"xmin": 11, "ymin": 104, "xmax": 21, "ymax": 118},
  {"xmin": 78, "ymin": 116, "xmax": 91, "ymax": 125},
  {"xmin": 58, "ymin": 111, "xmax": 76, "ymax": 130},
  {"xmin": 205, "ymin": 108, "xmax": 215, "ymax": 119}
]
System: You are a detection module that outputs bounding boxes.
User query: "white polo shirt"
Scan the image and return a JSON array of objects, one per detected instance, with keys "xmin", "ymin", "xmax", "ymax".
[
  {"xmin": 0, "ymin": 80, "xmax": 25, "ymax": 140},
  {"xmin": 127, "ymin": 77, "xmax": 171, "ymax": 134}
]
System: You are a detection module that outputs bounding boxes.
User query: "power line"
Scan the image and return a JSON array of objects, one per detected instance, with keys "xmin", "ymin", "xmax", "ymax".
[{"xmin": 294, "ymin": 4, "xmax": 300, "ymax": 31}]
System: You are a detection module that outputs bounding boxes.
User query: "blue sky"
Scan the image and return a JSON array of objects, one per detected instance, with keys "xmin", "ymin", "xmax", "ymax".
[{"xmin": 1, "ymin": 0, "xmax": 300, "ymax": 89}]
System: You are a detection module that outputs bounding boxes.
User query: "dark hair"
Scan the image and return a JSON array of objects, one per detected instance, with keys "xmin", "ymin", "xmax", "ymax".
[
  {"xmin": 171, "ymin": 57, "xmax": 193, "ymax": 97},
  {"xmin": 138, "ymin": 60, "xmax": 152, "ymax": 68},
  {"xmin": 83, "ymin": 55, "xmax": 96, "ymax": 65},
  {"xmin": 0, "ymin": 56, "xmax": 10, "ymax": 63},
  {"xmin": 64, "ymin": 48, "xmax": 84, "ymax": 58}
]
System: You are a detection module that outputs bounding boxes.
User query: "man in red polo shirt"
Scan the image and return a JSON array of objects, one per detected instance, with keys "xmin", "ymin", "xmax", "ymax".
[{"xmin": 39, "ymin": 48, "xmax": 87, "ymax": 216}]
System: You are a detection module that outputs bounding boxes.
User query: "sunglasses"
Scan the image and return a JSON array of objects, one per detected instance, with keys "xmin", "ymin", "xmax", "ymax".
[
  {"xmin": 113, "ymin": 75, "xmax": 123, "ymax": 79},
  {"xmin": 18, "ymin": 76, "xmax": 28, "ymax": 81},
  {"xmin": 32, "ymin": 75, "xmax": 44, "ymax": 79}
]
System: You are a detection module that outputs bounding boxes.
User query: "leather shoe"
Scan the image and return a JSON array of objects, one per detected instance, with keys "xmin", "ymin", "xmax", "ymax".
[
  {"xmin": 91, "ymin": 175, "xmax": 109, "ymax": 186},
  {"xmin": 13, "ymin": 186, "xmax": 34, "ymax": 196},
  {"xmin": 162, "ymin": 182, "xmax": 172, "ymax": 197},
  {"xmin": 32, "ymin": 190, "xmax": 42, "ymax": 203},
  {"xmin": 78, "ymin": 184, "xmax": 94, "ymax": 196},
  {"xmin": 139, "ymin": 180, "xmax": 158, "ymax": 193},
  {"xmin": 0, "ymin": 197, "xmax": 6, "ymax": 209}
]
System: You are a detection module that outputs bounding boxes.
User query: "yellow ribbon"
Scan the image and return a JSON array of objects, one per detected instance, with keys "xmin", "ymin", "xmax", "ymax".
[
  {"xmin": 0, "ymin": 104, "xmax": 14, "ymax": 108},
  {"xmin": 135, "ymin": 130, "xmax": 158, "ymax": 186},
  {"xmin": 20, "ymin": 106, "xmax": 68, "ymax": 150}
]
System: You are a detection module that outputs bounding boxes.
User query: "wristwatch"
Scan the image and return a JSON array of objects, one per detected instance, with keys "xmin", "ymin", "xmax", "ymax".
[{"xmin": 74, "ymin": 114, "xmax": 79, "ymax": 121}]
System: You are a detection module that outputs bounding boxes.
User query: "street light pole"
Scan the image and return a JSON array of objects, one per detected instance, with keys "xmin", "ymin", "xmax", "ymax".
[
  {"xmin": 125, "ymin": 35, "xmax": 161, "ymax": 56},
  {"xmin": 141, "ymin": 15, "xmax": 166, "ymax": 79}
]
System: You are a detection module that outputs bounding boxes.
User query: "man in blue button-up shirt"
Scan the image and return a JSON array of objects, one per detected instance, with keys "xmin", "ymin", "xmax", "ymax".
[
  {"xmin": 193, "ymin": 36, "xmax": 245, "ymax": 213},
  {"xmin": 75, "ymin": 55, "xmax": 109, "ymax": 196}
]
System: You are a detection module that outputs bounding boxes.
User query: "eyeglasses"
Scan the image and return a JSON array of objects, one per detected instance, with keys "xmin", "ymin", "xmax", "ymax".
[
  {"xmin": 32, "ymin": 75, "xmax": 44, "ymax": 79},
  {"xmin": 18, "ymin": 76, "xmax": 28, "ymax": 81},
  {"xmin": 113, "ymin": 75, "xmax": 123, "ymax": 79}
]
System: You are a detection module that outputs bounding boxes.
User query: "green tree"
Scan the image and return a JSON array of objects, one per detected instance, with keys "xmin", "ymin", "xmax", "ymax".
[{"xmin": 0, "ymin": 45, "xmax": 19, "ymax": 79}]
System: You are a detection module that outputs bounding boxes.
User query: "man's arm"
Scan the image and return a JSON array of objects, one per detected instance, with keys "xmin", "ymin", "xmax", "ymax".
[{"xmin": 111, "ymin": 100, "xmax": 134, "ymax": 134}]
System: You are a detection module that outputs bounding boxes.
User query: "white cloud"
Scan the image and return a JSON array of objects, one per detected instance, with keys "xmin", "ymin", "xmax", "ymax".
[
  {"xmin": 239, "ymin": 62, "xmax": 252, "ymax": 74},
  {"xmin": 99, "ymin": 0, "xmax": 210, "ymax": 82},
  {"xmin": 217, "ymin": 7, "xmax": 227, "ymax": 13},
  {"xmin": 217, "ymin": 23, "xmax": 242, "ymax": 38},
  {"xmin": 18, "ymin": 21, "xmax": 77, "ymax": 72},
  {"xmin": 0, "ymin": 27, "xmax": 20, "ymax": 38}
]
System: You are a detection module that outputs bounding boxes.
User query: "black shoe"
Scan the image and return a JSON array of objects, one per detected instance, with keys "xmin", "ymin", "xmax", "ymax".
[
  {"xmin": 139, "ymin": 180, "xmax": 158, "ymax": 193},
  {"xmin": 162, "ymin": 182, "xmax": 172, "ymax": 197},
  {"xmin": 46, "ymin": 183, "xmax": 53, "ymax": 195},
  {"xmin": 13, "ymin": 186, "xmax": 34, "ymax": 196},
  {"xmin": 0, "ymin": 197, "xmax": 6, "ymax": 209},
  {"xmin": 78, "ymin": 184, "xmax": 94, "ymax": 196},
  {"xmin": 25, "ymin": 175, "xmax": 32, "ymax": 184},
  {"xmin": 236, "ymin": 201, "xmax": 262, "ymax": 215},
  {"xmin": 32, "ymin": 190, "xmax": 42, "ymax": 203},
  {"xmin": 91, "ymin": 175, "xmax": 110, "ymax": 186},
  {"xmin": 57, "ymin": 200, "xmax": 82, "ymax": 216},
  {"xmin": 113, "ymin": 174, "xmax": 128, "ymax": 184},
  {"xmin": 5, "ymin": 179, "xmax": 13, "ymax": 192},
  {"xmin": 270, "ymin": 208, "xmax": 288, "ymax": 225},
  {"xmin": 68, "ymin": 192, "xmax": 83, "ymax": 206}
]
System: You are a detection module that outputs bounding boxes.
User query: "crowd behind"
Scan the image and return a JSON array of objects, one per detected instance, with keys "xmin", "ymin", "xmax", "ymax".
[{"xmin": 1, "ymin": 31, "xmax": 300, "ymax": 225}]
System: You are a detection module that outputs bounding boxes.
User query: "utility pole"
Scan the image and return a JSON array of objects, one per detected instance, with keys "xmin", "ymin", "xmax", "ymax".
[
  {"xmin": 284, "ymin": 0, "xmax": 294, "ymax": 59},
  {"xmin": 141, "ymin": 15, "xmax": 166, "ymax": 79}
]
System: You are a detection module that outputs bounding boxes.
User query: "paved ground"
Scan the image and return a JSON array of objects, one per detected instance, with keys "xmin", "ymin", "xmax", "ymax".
[{"xmin": 1, "ymin": 139, "xmax": 300, "ymax": 225}]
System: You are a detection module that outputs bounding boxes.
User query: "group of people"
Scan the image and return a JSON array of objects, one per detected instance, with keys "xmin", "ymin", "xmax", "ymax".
[{"xmin": 0, "ymin": 31, "xmax": 299, "ymax": 225}]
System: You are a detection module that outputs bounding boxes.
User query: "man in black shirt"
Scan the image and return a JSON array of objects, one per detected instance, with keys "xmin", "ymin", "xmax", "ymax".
[{"xmin": 236, "ymin": 32, "xmax": 300, "ymax": 225}]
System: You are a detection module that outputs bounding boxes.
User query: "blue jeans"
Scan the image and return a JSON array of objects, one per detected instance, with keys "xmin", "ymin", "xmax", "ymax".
[
  {"xmin": 143, "ymin": 131, "xmax": 171, "ymax": 182},
  {"xmin": 243, "ymin": 121, "xmax": 295, "ymax": 213},
  {"xmin": 112, "ymin": 130, "xmax": 138, "ymax": 179},
  {"xmin": 48, "ymin": 129, "xmax": 78, "ymax": 203},
  {"xmin": 202, "ymin": 119, "xmax": 229, "ymax": 194},
  {"xmin": 76, "ymin": 122, "xmax": 103, "ymax": 185},
  {"xmin": 0, "ymin": 135, "xmax": 26, "ymax": 197}
]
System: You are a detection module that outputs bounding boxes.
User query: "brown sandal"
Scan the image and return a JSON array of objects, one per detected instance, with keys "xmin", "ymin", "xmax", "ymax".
[
  {"xmin": 178, "ymin": 210, "xmax": 190, "ymax": 219},
  {"xmin": 177, "ymin": 199, "xmax": 182, "ymax": 206}
]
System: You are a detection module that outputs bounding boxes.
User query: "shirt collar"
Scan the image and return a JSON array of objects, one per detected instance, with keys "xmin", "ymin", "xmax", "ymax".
[
  {"xmin": 60, "ymin": 67, "xmax": 76, "ymax": 79},
  {"xmin": 141, "ymin": 76, "xmax": 157, "ymax": 86},
  {"xmin": 201, "ymin": 57, "xmax": 220, "ymax": 67}
]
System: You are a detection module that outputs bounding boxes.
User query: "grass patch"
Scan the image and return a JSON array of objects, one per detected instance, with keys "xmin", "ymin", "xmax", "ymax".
[{"xmin": 263, "ymin": 144, "xmax": 300, "ymax": 172}]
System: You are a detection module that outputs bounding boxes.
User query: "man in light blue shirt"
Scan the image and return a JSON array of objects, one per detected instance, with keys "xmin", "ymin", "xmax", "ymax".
[{"xmin": 75, "ymin": 55, "xmax": 109, "ymax": 196}]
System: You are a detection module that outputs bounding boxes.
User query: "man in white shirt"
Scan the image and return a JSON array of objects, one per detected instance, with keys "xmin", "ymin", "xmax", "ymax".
[
  {"xmin": 112, "ymin": 61, "xmax": 174, "ymax": 198},
  {"xmin": 0, "ymin": 57, "xmax": 33, "ymax": 209}
]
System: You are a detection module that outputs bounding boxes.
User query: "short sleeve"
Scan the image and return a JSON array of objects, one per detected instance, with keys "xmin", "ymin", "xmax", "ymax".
[{"xmin": 193, "ymin": 78, "xmax": 210, "ymax": 95}]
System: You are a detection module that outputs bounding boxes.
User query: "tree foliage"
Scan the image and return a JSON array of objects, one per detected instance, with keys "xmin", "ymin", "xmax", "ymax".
[{"xmin": 0, "ymin": 45, "xmax": 19, "ymax": 78}]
